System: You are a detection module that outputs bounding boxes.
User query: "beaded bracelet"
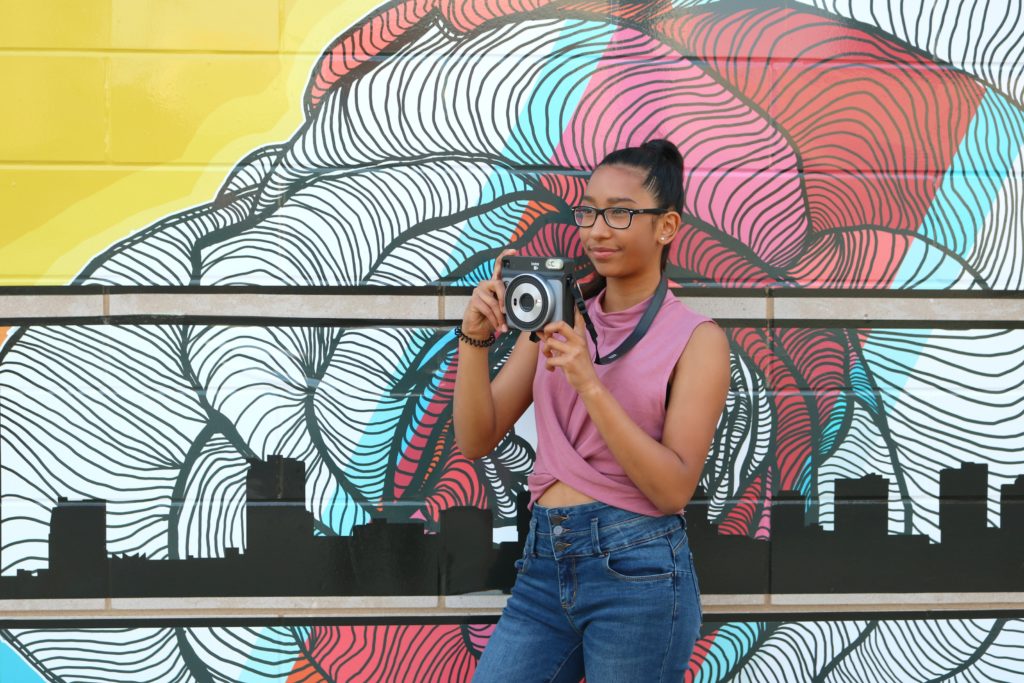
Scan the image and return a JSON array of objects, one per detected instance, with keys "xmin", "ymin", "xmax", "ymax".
[{"xmin": 455, "ymin": 325, "xmax": 496, "ymax": 347}]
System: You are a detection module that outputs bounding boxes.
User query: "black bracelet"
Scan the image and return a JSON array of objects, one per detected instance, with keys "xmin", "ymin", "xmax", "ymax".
[{"xmin": 455, "ymin": 325, "xmax": 496, "ymax": 347}]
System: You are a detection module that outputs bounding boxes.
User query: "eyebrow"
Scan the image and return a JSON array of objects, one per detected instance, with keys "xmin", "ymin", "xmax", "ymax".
[{"xmin": 580, "ymin": 196, "xmax": 638, "ymax": 204}]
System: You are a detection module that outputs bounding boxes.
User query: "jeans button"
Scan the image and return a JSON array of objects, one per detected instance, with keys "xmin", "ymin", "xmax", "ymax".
[{"xmin": 553, "ymin": 525, "xmax": 564, "ymax": 535}]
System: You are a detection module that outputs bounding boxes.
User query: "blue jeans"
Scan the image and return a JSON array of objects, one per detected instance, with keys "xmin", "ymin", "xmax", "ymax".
[{"xmin": 473, "ymin": 500, "xmax": 703, "ymax": 682}]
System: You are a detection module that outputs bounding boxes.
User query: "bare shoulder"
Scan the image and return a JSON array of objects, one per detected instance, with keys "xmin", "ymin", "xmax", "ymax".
[
  {"xmin": 674, "ymin": 321, "xmax": 730, "ymax": 381},
  {"xmin": 663, "ymin": 320, "xmax": 730, "ymax": 462},
  {"xmin": 684, "ymin": 321, "xmax": 729, "ymax": 359}
]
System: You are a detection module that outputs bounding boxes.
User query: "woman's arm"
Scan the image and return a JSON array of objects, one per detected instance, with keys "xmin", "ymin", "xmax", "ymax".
[
  {"xmin": 540, "ymin": 316, "xmax": 730, "ymax": 513},
  {"xmin": 454, "ymin": 329, "xmax": 538, "ymax": 459},
  {"xmin": 452, "ymin": 248, "xmax": 539, "ymax": 460}
]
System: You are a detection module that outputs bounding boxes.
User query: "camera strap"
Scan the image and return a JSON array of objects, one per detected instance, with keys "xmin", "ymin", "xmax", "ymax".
[{"xmin": 570, "ymin": 275, "xmax": 668, "ymax": 365}]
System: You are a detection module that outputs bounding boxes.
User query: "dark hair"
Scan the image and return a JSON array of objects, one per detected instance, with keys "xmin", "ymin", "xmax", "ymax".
[{"xmin": 578, "ymin": 139, "xmax": 684, "ymax": 298}]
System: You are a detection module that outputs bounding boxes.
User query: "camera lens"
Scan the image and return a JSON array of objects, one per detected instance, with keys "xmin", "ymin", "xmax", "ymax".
[{"xmin": 505, "ymin": 274, "xmax": 552, "ymax": 331}]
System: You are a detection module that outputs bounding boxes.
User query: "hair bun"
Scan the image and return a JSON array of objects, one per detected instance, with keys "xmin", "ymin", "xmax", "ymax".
[
  {"xmin": 640, "ymin": 139, "xmax": 683, "ymax": 168},
  {"xmin": 598, "ymin": 138, "xmax": 686, "ymax": 213}
]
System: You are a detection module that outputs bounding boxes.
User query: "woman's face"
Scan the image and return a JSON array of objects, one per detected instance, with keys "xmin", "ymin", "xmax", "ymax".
[{"xmin": 579, "ymin": 163, "xmax": 675, "ymax": 280}]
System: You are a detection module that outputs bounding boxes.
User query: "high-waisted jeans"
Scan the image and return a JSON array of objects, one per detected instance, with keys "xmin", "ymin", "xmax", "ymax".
[{"xmin": 473, "ymin": 500, "xmax": 703, "ymax": 682}]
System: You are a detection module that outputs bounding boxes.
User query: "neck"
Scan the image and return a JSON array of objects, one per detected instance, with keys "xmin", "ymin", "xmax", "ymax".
[{"xmin": 602, "ymin": 267, "xmax": 663, "ymax": 313}]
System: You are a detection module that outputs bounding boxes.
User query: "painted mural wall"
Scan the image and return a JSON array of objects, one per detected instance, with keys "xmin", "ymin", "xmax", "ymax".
[
  {"xmin": 1, "ymin": 615, "xmax": 1023, "ymax": 681},
  {"xmin": 3, "ymin": 0, "xmax": 1024, "ymax": 680}
]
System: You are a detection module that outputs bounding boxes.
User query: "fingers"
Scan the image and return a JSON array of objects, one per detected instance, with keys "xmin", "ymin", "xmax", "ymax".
[
  {"xmin": 489, "ymin": 248, "xmax": 516, "ymax": 331},
  {"xmin": 537, "ymin": 335, "xmax": 555, "ymax": 371},
  {"xmin": 543, "ymin": 344, "xmax": 572, "ymax": 371},
  {"xmin": 463, "ymin": 248, "xmax": 516, "ymax": 336},
  {"xmin": 491, "ymin": 247, "xmax": 518, "ymax": 280},
  {"xmin": 493, "ymin": 279, "xmax": 507, "ymax": 327},
  {"xmin": 541, "ymin": 336, "xmax": 569, "ymax": 355},
  {"xmin": 541, "ymin": 320, "xmax": 576, "ymax": 339},
  {"xmin": 473, "ymin": 282, "xmax": 504, "ymax": 333},
  {"xmin": 543, "ymin": 339, "xmax": 558, "ymax": 372}
]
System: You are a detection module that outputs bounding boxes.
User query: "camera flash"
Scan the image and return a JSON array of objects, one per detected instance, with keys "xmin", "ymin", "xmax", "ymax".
[{"xmin": 545, "ymin": 258, "xmax": 564, "ymax": 269}]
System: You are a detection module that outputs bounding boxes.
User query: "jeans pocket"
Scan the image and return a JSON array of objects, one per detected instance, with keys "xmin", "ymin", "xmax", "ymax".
[{"xmin": 603, "ymin": 534, "xmax": 674, "ymax": 582}]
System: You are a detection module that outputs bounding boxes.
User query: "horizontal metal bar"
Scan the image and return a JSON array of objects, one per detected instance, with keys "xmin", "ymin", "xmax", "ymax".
[
  {"xmin": 3, "ymin": 592, "xmax": 1024, "ymax": 620},
  {"xmin": 1, "ymin": 292, "xmax": 1024, "ymax": 325}
]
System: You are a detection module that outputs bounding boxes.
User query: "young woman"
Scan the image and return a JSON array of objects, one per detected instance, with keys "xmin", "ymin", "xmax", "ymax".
[{"xmin": 454, "ymin": 139, "xmax": 731, "ymax": 682}]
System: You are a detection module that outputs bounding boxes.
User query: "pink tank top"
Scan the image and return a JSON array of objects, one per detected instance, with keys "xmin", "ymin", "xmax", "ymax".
[{"xmin": 528, "ymin": 288, "xmax": 716, "ymax": 516}]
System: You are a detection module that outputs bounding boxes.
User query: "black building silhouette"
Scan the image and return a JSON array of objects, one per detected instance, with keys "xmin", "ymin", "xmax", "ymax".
[
  {"xmin": 50, "ymin": 497, "xmax": 106, "ymax": 594},
  {"xmin": 4, "ymin": 457, "xmax": 1024, "ymax": 599}
]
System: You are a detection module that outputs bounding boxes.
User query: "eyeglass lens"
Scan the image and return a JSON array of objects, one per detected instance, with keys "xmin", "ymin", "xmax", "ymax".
[{"xmin": 573, "ymin": 207, "xmax": 633, "ymax": 229}]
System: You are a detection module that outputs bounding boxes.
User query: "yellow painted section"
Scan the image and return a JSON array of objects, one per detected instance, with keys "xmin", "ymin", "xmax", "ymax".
[
  {"xmin": 0, "ymin": 0, "xmax": 387, "ymax": 285},
  {"xmin": 1, "ymin": 166, "xmax": 229, "ymax": 283},
  {"xmin": 111, "ymin": 0, "xmax": 280, "ymax": 52},
  {"xmin": 0, "ymin": 0, "xmax": 112, "ymax": 49},
  {"xmin": 0, "ymin": 56, "xmax": 108, "ymax": 162},
  {"xmin": 108, "ymin": 53, "xmax": 286, "ymax": 164}
]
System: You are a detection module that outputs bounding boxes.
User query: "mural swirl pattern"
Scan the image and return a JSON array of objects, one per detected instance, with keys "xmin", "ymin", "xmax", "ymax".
[{"xmin": 3, "ymin": 0, "xmax": 1024, "ymax": 679}]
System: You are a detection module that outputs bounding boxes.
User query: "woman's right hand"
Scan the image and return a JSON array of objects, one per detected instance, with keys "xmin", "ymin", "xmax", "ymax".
[{"xmin": 461, "ymin": 248, "xmax": 517, "ymax": 338}]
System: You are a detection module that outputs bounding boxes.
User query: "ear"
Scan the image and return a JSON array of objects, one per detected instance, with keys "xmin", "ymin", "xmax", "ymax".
[{"xmin": 657, "ymin": 210, "xmax": 682, "ymax": 244}]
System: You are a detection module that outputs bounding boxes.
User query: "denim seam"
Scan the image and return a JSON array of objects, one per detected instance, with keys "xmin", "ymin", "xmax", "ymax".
[
  {"xmin": 598, "ymin": 514, "xmax": 674, "ymax": 531},
  {"xmin": 544, "ymin": 525, "xmax": 674, "ymax": 559},
  {"xmin": 689, "ymin": 551, "xmax": 703, "ymax": 627},
  {"xmin": 571, "ymin": 557, "xmax": 579, "ymax": 609},
  {"xmin": 561, "ymin": 559, "xmax": 582, "ymax": 635},
  {"xmin": 599, "ymin": 525, "xmax": 675, "ymax": 553},
  {"xmin": 548, "ymin": 640, "xmax": 583, "ymax": 681},
  {"xmin": 603, "ymin": 567, "xmax": 673, "ymax": 582},
  {"xmin": 602, "ymin": 534, "xmax": 675, "ymax": 583},
  {"xmin": 659, "ymin": 570, "xmax": 679, "ymax": 682},
  {"xmin": 536, "ymin": 511, "xmax": 670, "ymax": 531},
  {"xmin": 671, "ymin": 527, "xmax": 687, "ymax": 553}
]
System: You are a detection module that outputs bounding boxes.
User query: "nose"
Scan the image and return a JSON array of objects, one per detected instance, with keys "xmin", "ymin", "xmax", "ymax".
[{"xmin": 589, "ymin": 212, "xmax": 615, "ymax": 236}]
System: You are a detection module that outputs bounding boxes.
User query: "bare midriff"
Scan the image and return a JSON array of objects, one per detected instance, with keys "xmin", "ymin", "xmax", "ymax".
[{"xmin": 536, "ymin": 479, "xmax": 597, "ymax": 507}]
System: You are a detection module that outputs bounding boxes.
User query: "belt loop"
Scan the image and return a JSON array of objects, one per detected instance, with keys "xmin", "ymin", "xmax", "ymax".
[
  {"xmin": 528, "ymin": 515, "xmax": 538, "ymax": 557},
  {"xmin": 590, "ymin": 517, "xmax": 602, "ymax": 556}
]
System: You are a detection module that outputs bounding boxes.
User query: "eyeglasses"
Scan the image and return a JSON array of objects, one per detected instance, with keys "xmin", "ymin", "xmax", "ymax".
[{"xmin": 571, "ymin": 206, "xmax": 669, "ymax": 230}]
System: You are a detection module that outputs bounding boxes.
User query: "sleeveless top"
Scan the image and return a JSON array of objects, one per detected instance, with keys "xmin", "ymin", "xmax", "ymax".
[{"xmin": 528, "ymin": 287, "xmax": 716, "ymax": 516}]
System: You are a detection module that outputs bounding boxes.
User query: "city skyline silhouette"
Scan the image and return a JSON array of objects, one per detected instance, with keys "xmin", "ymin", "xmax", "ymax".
[{"xmin": 1, "ymin": 457, "xmax": 1021, "ymax": 598}]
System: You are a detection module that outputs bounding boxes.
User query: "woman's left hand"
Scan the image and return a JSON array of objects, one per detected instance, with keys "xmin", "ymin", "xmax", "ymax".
[{"xmin": 538, "ymin": 309, "xmax": 601, "ymax": 396}]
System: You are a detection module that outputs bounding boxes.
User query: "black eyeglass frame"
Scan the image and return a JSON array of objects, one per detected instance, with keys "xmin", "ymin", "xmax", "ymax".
[{"xmin": 570, "ymin": 205, "xmax": 671, "ymax": 230}]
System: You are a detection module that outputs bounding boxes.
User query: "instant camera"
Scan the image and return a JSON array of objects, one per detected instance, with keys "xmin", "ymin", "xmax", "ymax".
[{"xmin": 500, "ymin": 256, "xmax": 577, "ymax": 332}]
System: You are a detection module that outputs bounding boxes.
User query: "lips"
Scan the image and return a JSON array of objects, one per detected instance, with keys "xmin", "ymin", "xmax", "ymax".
[{"xmin": 588, "ymin": 246, "xmax": 618, "ymax": 260}]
